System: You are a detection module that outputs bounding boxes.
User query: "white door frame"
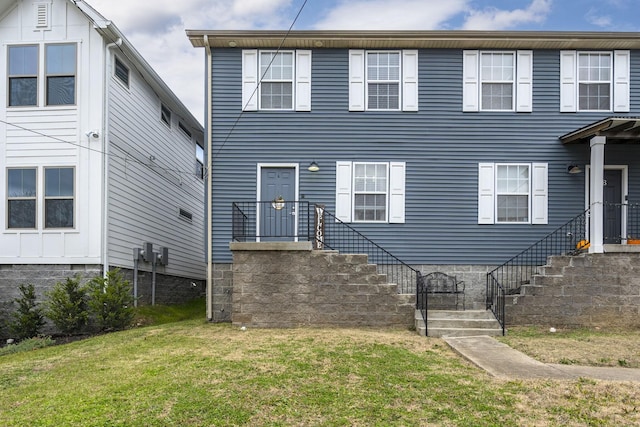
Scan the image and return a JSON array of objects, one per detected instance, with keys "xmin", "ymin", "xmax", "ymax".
[
  {"xmin": 585, "ymin": 164, "xmax": 628, "ymax": 243},
  {"xmin": 256, "ymin": 163, "xmax": 300, "ymax": 242}
]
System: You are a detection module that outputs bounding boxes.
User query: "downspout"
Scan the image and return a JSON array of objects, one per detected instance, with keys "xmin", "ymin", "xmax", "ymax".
[
  {"xmin": 102, "ymin": 37, "xmax": 123, "ymax": 278},
  {"xmin": 204, "ymin": 35, "xmax": 214, "ymax": 321}
]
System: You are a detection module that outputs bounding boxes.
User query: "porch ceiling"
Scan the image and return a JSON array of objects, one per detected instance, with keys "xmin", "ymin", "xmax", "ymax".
[{"xmin": 560, "ymin": 117, "xmax": 640, "ymax": 144}]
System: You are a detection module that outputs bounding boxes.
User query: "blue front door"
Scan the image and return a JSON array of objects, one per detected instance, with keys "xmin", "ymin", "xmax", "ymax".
[{"xmin": 260, "ymin": 167, "xmax": 296, "ymax": 241}]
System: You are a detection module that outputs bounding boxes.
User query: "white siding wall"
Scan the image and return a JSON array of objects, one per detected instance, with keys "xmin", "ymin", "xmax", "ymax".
[
  {"xmin": 107, "ymin": 59, "xmax": 206, "ymax": 279},
  {"xmin": 0, "ymin": 0, "xmax": 103, "ymax": 263}
]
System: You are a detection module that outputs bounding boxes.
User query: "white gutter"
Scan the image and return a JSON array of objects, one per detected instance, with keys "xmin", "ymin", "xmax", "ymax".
[
  {"xmin": 102, "ymin": 37, "xmax": 122, "ymax": 277},
  {"xmin": 204, "ymin": 35, "xmax": 214, "ymax": 321}
]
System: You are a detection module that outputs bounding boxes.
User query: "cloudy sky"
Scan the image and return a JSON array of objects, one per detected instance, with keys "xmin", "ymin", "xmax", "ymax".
[{"xmin": 86, "ymin": 0, "xmax": 639, "ymax": 125}]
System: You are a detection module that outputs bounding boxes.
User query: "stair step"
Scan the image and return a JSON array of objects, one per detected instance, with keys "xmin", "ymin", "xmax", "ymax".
[
  {"xmin": 427, "ymin": 327, "xmax": 503, "ymax": 338},
  {"xmin": 426, "ymin": 310, "xmax": 496, "ymax": 320}
]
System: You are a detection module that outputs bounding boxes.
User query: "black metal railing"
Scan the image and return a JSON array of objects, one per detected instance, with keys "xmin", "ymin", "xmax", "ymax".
[
  {"xmin": 232, "ymin": 201, "xmax": 313, "ymax": 242},
  {"xmin": 603, "ymin": 202, "xmax": 640, "ymax": 243},
  {"xmin": 317, "ymin": 209, "xmax": 422, "ymax": 295},
  {"xmin": 486, "ymin": 209, "xmax": 589, "ymax": 335}
]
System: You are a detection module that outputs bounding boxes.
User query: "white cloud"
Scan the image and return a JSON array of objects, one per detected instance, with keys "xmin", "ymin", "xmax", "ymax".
[
  {"xmin": 585, "ymin": 9, "xmax": 612, "ymax": 28},
  {"xmin": 313, "ymin": 0, "xmax": 469, "ymax": 30},
  {"xmin": 462, "ymin": 0, "xmax": 552, "ymax": 30}
]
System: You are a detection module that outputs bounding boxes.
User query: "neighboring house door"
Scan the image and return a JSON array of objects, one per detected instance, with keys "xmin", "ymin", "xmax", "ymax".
[
  {"xmin": 603, "ymin": 169, "xmax": 623, "ymax": 244},
  {"xmin": 259, "ymin": 166, "xmax": 296, "ymax": 241}
]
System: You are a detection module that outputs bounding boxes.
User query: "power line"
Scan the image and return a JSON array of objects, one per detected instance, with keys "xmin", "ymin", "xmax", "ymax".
[
  {"xmin": 0, "ymin": 118, "xmax": 204, "ymax": 186},
  {"xmin": 212, "ymin": 0, "xmax": 311, "ymax": 160}
]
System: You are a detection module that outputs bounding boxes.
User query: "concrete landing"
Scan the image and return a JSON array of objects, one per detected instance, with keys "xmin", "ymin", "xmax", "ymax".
[{"xmin": 444, "ymin": 335, "xmax": 640, "ymax": 382}]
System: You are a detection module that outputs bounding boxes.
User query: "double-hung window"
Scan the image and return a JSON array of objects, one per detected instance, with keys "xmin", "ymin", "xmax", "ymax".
[
  {"xmin": 578, "ymin": 53, "xmax": 611, "ymax": 110},
  {"xmin": 480, "ymin": 52, "xmax": 514, "ymax": 110},
  {"xmin": 260, "ymin": 51, "xmax": 293, "ymax": 110},
  {"xmin": 45, "ymin": 44, "xmax": 76, "ymax": 106},
  {"xmin": 8, "ymin": 45, "xmax": 38, "ymax": 107},
  {"xmin": 44, "ymin": 167, "xmax": 74, "ymax": 228},
  {"xmin": 336, "ymin": 161, "xmax": 406, "ymax": 224},
  {"xmin": 242, "ymin": 49, "xmax": 311, "ymax": 111},
  {"xmin": 463, "ymin": 50, "xmax": 532, "ymax": 112},
  {"xmin": 560, "ymin": 50, "xmax": 629, "ymax": 112},
  {"xmin": 7, "ymin": 168, "xmax": 37, "ymax": 229},
  {"xmin": 478, "ymin": 163, "xmax": 547, "ymax": 225},
  {"xmin": 367, "ymin": 52, "xmax": 401, "ymax": 110},
  {"xmin": 349, "ymin": 50, "xmax": 418, "ymax": 111}
]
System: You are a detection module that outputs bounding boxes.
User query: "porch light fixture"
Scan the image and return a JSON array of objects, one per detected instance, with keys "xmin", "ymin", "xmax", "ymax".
[
  {"xmin": 567, "ymin": 164, "xmax": 583, "ymax": 174},
  {"xmin": 308, "ymin": 161, "xmax": 320, "ymax": 172}
]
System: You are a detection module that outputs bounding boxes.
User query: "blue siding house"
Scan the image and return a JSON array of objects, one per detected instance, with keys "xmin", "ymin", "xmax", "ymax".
[{"xmin": 188, "ymin": 31, "xmax": 640, "ymax": 322}]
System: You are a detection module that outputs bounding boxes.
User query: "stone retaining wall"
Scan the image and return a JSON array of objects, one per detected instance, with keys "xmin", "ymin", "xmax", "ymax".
[
  {"xmin": 506, "ymin": 253, "xmax": 640, "ymax": 328},
  {"xmin": 230, "ymin": 242, "xmax": 414, "ymax": 328}
]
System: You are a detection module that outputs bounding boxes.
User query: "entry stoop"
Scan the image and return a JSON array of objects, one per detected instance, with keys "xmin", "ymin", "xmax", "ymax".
[{"xmin": 415, "ymin": 310, "xmax": 503, "ymax": 337}]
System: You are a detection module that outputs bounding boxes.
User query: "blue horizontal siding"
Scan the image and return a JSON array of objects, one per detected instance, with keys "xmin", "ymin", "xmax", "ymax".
[{"xmin": 210, "ymin": 48, "xmax": 640, "ymax": 264}]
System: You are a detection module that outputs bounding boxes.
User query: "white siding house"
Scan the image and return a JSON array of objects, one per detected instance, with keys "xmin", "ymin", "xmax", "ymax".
[{"xmin": 0, "ymin": 0, "xmax": 205, "ymax": 306}]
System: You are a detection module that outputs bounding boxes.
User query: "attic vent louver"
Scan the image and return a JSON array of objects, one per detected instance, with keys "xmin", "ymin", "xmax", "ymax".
[{"xmin": 34, "ymin": 2, "xmax": 50, "ymax": 29}]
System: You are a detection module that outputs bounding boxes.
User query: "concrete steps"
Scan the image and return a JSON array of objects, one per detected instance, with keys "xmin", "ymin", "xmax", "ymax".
[{"xmin": 416, "ymin": 309, "xmax": 503, "ymax": 337}]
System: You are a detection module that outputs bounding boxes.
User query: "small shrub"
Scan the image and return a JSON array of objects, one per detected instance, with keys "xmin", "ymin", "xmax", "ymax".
[
  {"xmin": 44, "ymin": 276, "xmax": 89, "ymax": 336},
  {"xmin": 0, "ymin": 301, "xmax": 12, "ymax": 339},
  {"xmin": 9, "ymin": 284, "xmax": 45, "ymax": 340},
  {"xmin": 87, "ymin": 269, "xmax": 135, "ymax": 332}
]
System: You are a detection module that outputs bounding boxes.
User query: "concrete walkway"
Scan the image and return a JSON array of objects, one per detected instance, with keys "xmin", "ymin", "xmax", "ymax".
[{"xmin": 444, "ymin": 335, "xmax": 640, "ymax": 382}]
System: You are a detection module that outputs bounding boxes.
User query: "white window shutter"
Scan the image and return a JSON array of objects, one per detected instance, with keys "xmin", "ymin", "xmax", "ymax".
[
  {"xmin": 402, "ymin": 50, "xmax": 419, "ymax": 112},
  {"xmin": 478, "ymin": 163, "xmax": 495, "ymax": 224},
  {"xmin": 516, "ymin": 50, "xmax": 533, "ymax": 112},
  {"xmin": 295, "ymin": 50, "xmax": 312, "ymax": 111},
  {"xmin": 560, "ymin": 50, "xmax": 577, "ymax": 112},
  {"xmin": 242, "ymin": 50, "xmax": 258, "ymax": 111},
  {"xmin": 614, "ymin": 50, "xmax": 630, "ymax": 113},
  {"xmin": 463, "ymin": 50, "xmax": 479, "ymax": 112},
  {"xmin": 335, "ymin": 161, "xmax": 353, "ymax": 222},
  {"xmin": 349, "ymin": 50, "xmax": 365, "ymax": 111},
  {"xmin": 531, "ymin": 163, "xmax": 548, "ymax": 225},
  {"xmin": 389, "ymin": 162, "xmax": 406, "ymax": 223}
]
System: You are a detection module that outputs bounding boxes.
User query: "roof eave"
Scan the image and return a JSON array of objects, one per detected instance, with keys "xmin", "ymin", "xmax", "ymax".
[{"xmin": 186, "ymin": 30, "xmax": 640, "ymax": 50}]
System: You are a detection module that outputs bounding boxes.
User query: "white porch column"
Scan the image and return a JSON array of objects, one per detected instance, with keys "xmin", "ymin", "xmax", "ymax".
[{"xmin": 589, "ymin": 136, "xmax": 606, "ymax": 253}]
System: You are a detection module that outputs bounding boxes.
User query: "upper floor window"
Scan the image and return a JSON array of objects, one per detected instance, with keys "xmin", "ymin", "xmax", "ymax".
[
  {"xmin": 46, "ymin": 44, "xmax": 76, "ymax": 105},
  {"xmin": 195, "ymin": 143, "xmax": 204, "ymax": 180},
  {"xmin": 578, "ymin": 53, "xmax": 611, "ymax": 110},
  {"xmin": 241, "ymin": 49, "xmax": 311, "ymax": 112},
  {"xmin": 349, "ymin": 50, "xmax": 418, "ymax": 112},
  {"xmin": 335, "ymin": 161, "xmax": 406, "ymax": 224},
  {"xmin": 44, "ymin": 167, "xmax": 74, "ymax": 228},
  {"xmin": 114, "ymin": 57, "xmax": 130, "ymax": 87},
  {"xmin": 560, "ymin": 50, "xmax": 629, "ymax": 113},
  {"xmin": 7, "ymin": 168, "xmax": 37, "ymax": 229},
  {"xmin": 8, "ymin": 45, "xmax": 38, "ymax": 107},
  {"xmin": 161, "ymin": 104, "xmax": 171, "ymax": 126},
  {"xmin": 463, "ymin": 50, "xmax": 532, "ymax": 112},
  {"xmin": 367, "ymin": 52, "xmax": 400, "ymax": 110},
  {"xmin": 179, "ymin": 121, "xmax": 192, "ymax": 138},
  {"xmin": 260, "ymin": 51, "xmax": 293, "ymax": 110},
  {"xmin": 478, "ymin": 162, "xmax": 547, "ymax": 225}
]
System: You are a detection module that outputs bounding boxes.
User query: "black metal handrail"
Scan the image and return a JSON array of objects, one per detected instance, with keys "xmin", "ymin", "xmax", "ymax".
[
  {"xmin": 232, "ymin": 201, "xmax": 313, "ymax": 242},
  {"xmin": 486, "ymin": 209, "xmax": 589, "ymax": 335}
]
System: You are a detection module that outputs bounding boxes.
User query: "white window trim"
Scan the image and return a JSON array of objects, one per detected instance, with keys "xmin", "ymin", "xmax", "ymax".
[
  {"xmin": 478, "ymin": 162, "xmax": 547, "ymax": 225},
  {"xmin": 463, "ymin": 50, "xmax": 532, "ymax": 113},
  {"xmin": 349, "ymin": 50, "xmax": 418, "ymax": 112},
  {"xmin": 45, "ymin": 43, "xmax": 77, "ymax": 107},
  {"xmin": 43, "ymin": 166, "xmax": 75, "ymax": 229},
  {"xmin": 241, "ymin": 49, "xmax": 312, "ymax": 112},
  {"xmin": 560, "ymin": 50, "xmax": 629, "ymax": 113},
  {"xmin": 6, "ymin": 167, "xmax": 38, "ymax": 230},
  {"xmin": 259, "ymin": 50, "xmax": 295, "ymax": 111},
  {"xmin": 335, "ymin": 161, "xmax": 405, "ymax": 224},
  {"xmin": 365, "ymin": 50, "xmax": 402, "ymax": 112}
]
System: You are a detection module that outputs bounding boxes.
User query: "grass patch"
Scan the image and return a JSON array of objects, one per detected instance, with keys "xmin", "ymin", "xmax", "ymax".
[
  {"xmin": 500, "ymin": 326, "xmax": 640, "ymax": 368},
  {"xmin": 1, "ymin": 323, "xmax": 639, "ymax": 426},
  {"xmin": 133, "ymin": 297, "xmax": 205, "ymax": 326},
  {"xmin": 0, "ymin": 337, "xmax": 56, "ymax": 356}
]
